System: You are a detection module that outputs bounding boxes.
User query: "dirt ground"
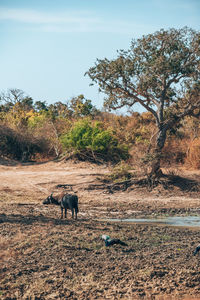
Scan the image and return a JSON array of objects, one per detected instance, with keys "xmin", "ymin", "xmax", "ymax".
[{"xmin": 0, "ymin": 159, "xmax": 200, "ymax": 299}]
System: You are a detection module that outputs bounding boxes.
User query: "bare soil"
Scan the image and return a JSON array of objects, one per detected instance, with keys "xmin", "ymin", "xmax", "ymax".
[{"xmin": 0, "ymin": 159, "xmax": 200, "ymax": 299}]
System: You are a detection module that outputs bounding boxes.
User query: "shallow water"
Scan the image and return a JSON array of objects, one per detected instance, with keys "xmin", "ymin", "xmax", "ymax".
[{"xmin": 106, "ymin": 216, "xmax": 200, "ymax": 228}]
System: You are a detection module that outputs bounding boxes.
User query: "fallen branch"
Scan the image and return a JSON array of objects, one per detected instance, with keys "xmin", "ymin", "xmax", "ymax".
[{"xmin": 86, "ymin": 179, "xmax": 133, "ymax": 193}]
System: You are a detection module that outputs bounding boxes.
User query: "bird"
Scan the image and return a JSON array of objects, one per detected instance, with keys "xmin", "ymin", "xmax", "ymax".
[
  {"xmin": 101, "ymin": 235, "xmax": 128, "ymax": 247},
  {"xmin": 193, "ymin": 244, "xmax": 200, "ymax": 256},
  {"xmin": 101, "ymin": 235, "xmax": 110, "ymax": 241}
]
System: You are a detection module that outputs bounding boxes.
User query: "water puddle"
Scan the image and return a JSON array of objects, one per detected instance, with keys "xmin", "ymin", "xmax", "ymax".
[{"xmin": 106, "ymin": 216, "xmax": 200, "ymax": 228}]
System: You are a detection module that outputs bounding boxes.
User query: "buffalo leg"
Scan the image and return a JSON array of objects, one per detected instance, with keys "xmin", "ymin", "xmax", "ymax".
[{"xmin": 75, "ymin": 208, "xmax": 78, "ymax": 220}]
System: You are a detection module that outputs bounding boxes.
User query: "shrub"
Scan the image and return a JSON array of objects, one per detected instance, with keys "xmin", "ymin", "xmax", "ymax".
[
  {"xmin": 60, "ymin": 119, "xmax": 129, "ymax": 163},
  {"xmin": 104, "ymin": 162, "xmax": 132, "ymax": 183},
  {"xmin": 185, "ymin": 138, "xmax": 200, "ymax": 169},
  {"xmin": 0, "ymin": 124, "xmax": 50, "ymax": 161},
  {"xmin": 162, "ymin": 138, "xmax": 186, "ymax": 166}
]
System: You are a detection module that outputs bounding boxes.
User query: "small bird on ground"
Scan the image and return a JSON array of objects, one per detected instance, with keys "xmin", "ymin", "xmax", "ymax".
[
  {"xmin": 101, "ymin": 235, "xmax": 128, "ymax": 247},
  {"xmin": 193, "ymin": 244, "xmax": 200, "ymax": 256}
]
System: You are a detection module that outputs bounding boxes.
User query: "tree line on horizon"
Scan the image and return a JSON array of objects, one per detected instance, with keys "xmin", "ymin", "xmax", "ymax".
[
  {"xmin": 0, "ymin": 27, "xmax": 199, "ymax": 176},
  {"xmin": 0, "ymin": 87, "xmax": 199, "ymax": 170}
]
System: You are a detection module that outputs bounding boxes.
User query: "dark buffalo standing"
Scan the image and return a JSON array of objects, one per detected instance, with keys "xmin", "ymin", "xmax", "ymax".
[{"xmin": 43, "ymin": 193, "xmax": 79, "ymax": 219}]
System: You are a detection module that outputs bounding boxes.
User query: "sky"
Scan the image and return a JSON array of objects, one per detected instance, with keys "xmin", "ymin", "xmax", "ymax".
[{"xmin": 0, "ymin": 0, "xmax": 199, "ymax": 113}]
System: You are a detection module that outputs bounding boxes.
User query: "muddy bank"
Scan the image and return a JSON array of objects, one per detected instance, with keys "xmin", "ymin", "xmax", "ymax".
[
  {"xmin": 0, "ymin": 202, "xmax": 200, "ymax": 299},
  {"xmin": 0, "ymin": 161, "xmax": 200, "ymax": 299}
]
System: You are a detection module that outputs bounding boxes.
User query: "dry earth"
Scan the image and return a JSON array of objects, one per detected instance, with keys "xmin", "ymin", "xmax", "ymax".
[{"xmin": 0, "ymin": 159, "xmax": 200, "ymax": 299}]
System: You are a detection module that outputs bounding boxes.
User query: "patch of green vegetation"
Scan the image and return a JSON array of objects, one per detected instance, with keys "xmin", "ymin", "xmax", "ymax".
[
  {"xmin": 103, "ymin": 162, "xmax": 133, "ymax": 183},
  {"xmin": 60, "ymin": 119, "xmax": 129, "ymax": 163}
]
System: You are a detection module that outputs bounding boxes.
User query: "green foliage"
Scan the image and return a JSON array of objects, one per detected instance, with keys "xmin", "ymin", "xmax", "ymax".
[
  {"xmin": 86, "ymin": 27, "xmax": 200, "ymax": 175},
  {"xmin": 27, "ymin": 110, "xmax": 51, "ymax": 129},
  {"xmin": 105, "ymin": 162, "xmax": 132, "ymax": 182},
  {"xmin": 86, "ymin": 27, "xmax": 200, "ymax": 174},
  {"xmin": 86, "ymin": 27, "xmax": 200, "ymax": 114},
  {"xmin": 61, "ymin": 119, "xmax": 129, "ymax": 163},
  {"xmin": 48, "ymin": 102, "xmax": 70, "ymax": 118},
  {"xmin": 0, "ymin": 103, "xmax": 30, "ymax": 128},
  {"xmin": 34, "ymin": 101, "xmax": 48, "ymax": 112},
  {"xmin": 69, "ymin": 94, "xmax": 99, "ymax": 118},
  {"xmin": 61, "ymin": 119, "xmax": 92, "ymax": 150}
]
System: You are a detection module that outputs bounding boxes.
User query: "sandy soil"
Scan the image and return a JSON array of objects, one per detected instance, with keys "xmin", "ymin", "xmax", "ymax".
[{"xmin": 0, "ymin": 159, "xmax": 200, "ymax": 299}]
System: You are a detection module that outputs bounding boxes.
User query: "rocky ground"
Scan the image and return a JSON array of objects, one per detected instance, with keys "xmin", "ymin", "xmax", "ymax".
[{"xmin": 0, "ymin": 159, "xmax": 200, "ymax": 299}]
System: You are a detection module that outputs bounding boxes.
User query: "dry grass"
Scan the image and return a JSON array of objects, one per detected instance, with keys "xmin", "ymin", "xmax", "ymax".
[
  {"xmin": 1, "ymin": 161, "xmax": 200, "ymax": 299},
  {"xmin": 1, "ymin": 198, "xmax": 200, "ymax": 299},
  {"xmin": 185, "ymin": 138, "xmax": 200, "ymax": 169},
  {"xmin": 0, "ymin": 230, "xmax": 25, "ymax": 264}
]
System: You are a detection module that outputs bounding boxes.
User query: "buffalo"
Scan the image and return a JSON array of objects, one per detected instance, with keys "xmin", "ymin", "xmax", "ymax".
[{"xmin": 43, "ymin": 193, "xmax": 79, "ymax": 219}]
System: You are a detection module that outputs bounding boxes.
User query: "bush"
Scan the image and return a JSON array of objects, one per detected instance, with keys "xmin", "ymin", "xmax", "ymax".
[
  {"xmin": 104, "ymin": 162, "xmax": 132, "ymax": 183},
  {"xmin": 0, "ymin": 124, "xmax": 50, "ymax": 161},
  {"xmin": 185, "ymin": 138, "xmax": 200, "ymax": 169},
  {"xmin": 60, "ymin": 119, "xmax": 129, "ymax": 163}
]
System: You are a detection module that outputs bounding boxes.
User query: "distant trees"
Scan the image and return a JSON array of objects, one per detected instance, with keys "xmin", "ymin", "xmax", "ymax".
[
  {"xmin": 68, "ymin": 94, "xmax": 99, "ymax": 118},
  {"xmin": 47, "ymin": 95, "xmax": 99, "ymax": 118},
  {"xmin": 86, "ymin": 27, "xmax": 200, "ymax": 177},
  {"xmin": 0, "ymin": 89, "xmax": 32, "ymax": 112},
  {"xmin": 0, "ymin": 90, "xmax": 102, "ymax": 162},
  {"xmin": 0, "ymin": 89, "xmax": 99, "ymax": 119},
  {"xmin": 34, "ymin": 100, "xmax": 48, "ymax": 112},
  {"xmin": 0, "ymin": 88, "xmax": 27, "ymax": 105}
]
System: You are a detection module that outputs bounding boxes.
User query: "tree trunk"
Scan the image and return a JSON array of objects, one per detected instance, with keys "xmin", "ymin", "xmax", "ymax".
[
  {"xmin": 149, "ymin": 127, "xmax": 167, "ymax": 178},
  {"xmin": 149, "ymin": 152, "xmax": 163, "ymax": 178}
]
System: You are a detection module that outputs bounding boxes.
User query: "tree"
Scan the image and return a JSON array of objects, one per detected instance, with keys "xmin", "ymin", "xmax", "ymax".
[
  {"xmin": 68, "ymin": 94, "xmax": 99, "ymax": 118},
  {"xmin": 48, "ymin": 102, "xmax": 70, "ymax": 118},
  {"xmin": 0, "ymin": 88, "xmax": 34, "ymax": 112},
  {"xmin": 34, "ymin": 100, "xmax": 48, "ymax": 112},
  {"xmin": 0, "ymin": 88, "xmax": 24, "ymax": 104},
  {"xmin": 86, "ymin": 27, "xmax": 200, "ymax": 177}
]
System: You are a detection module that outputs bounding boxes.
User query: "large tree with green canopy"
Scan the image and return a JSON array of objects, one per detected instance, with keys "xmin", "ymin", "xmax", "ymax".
[{"xmin": 86, "ymin": 27, "xmax": 200, "ymax": 177}]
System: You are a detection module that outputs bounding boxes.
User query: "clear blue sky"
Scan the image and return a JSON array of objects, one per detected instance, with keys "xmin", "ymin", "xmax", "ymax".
[{"xmin": 0, "ymin": 0, "xmax": 199, "ymax": 112}]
